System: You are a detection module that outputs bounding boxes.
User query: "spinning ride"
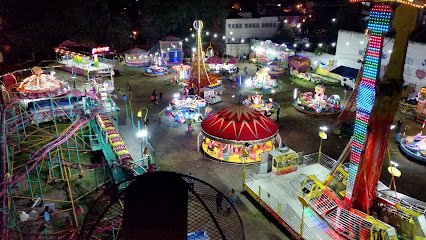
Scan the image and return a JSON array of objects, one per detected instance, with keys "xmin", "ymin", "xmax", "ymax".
[
  {"xmin": 399, "ymin": 132, "xmax": 426, "ymax": 162},
  {"xmin": 199, "ymin": 104, "xmax": 282, "ymax": 164},
  {"xmin": 268, "ymin": 59, "xmax": 285, "ymax": 76},
  {"xmin": 246, "ymin": 68, "xmax": 276, "ymax": 89},
  {"xmin": 243, "ymin": 92, "xmax": 274, "ymax": 115},
  {"xmin": 144, "ymin": 65, "xmax": 168, "ymax": 76},
  {"xmin": 16, "ymin": 66, "xmax": 68, "ymax": 97},
  {"xmin": 294, "ymin": 84, "xmax": 343, "ymax": 115},
  {"xmin": 165, "ymin": 95, "xmax": 206, "ymax": 123}
]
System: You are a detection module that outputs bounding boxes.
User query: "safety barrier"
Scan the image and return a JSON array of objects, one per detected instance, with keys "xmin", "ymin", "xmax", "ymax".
[
  {"xmin": 244, "ymin": 173, "xmax": 322, "ymax": 240},
  {"xmin": 302, "ymin": 152, "xmax": 338, "ymax": 170}
]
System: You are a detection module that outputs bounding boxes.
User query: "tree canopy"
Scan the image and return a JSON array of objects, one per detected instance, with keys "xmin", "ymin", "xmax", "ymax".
[{"xmin": 1, "ymin": 0, "xmax": 230, "ymax": 63}]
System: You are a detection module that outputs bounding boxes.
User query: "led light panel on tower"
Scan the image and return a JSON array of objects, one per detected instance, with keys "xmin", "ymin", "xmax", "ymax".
[
  {"xmin": 349, "ymin": 0, "xmax": 425, "ymax": 9},
  {"xmin": 344, "ymin": 5, "xmax": 392, "ymax": 204}
]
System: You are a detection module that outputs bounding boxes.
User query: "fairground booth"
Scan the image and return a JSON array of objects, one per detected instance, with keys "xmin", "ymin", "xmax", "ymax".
[
  {"xmin": 124, "ymin": 47, "xmax": 149, "ymax": 67},
  {"xmin": 199, "ymin": 104, "xmax": 282, "ymax": 164},
  {"xmin": 250, "ymin": 39, "xmax": 295, "ymax": 68},
  {"xmin": 159, "ymin": 35, "xmax": 183, "ymax": 65},
  {"xmin": 54, "ymin": 40, "xmax": 114, "ymax": 78}
]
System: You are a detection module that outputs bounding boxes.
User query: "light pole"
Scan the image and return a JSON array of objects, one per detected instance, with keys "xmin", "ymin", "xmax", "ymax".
[
  {"xmin": 298, "ymin": 196, "xmax": 309, "ymax": 238},
  {"xmin": 318, "ymin": 126, "xmax": 328, "ymax": 164},
  {"xmin": 137, "ymin": 107, "xmax": 150, "ymax": 166},
  {"xmin": 137, "ymin": 129, "xmax": 149, "ymax": 166}
]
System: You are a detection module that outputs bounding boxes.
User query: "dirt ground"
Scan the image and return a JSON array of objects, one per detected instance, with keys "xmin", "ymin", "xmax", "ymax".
[{"xmin": 110, "ymin": 62, "xmax": 426, "ymax": 239}]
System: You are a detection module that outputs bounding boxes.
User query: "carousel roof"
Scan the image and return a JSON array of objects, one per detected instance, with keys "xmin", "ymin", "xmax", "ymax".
[
  {"xmin": 124, "ymin": 47, "xmax": 147, "ymax": 54},
  {"xmin": 201, "ymin": 103, "xmax": 279, "ymax": 143}
]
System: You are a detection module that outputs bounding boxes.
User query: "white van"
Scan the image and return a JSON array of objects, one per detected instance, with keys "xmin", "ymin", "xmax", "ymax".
[{"xmin": 341, "ymin": 77, "xmax": 356, "ymax": 90}]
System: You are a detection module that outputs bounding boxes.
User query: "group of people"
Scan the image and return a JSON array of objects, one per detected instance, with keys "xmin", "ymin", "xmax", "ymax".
[
  {"xmin": 186, "ymin": 173, "xmax": 237, "ymax": 214},
  {"xmin": 150, "ymin": 89, "xmax": 163, "ymax": 105},
  {"xmin": 216, "ymin": 189, "xmax": 236, "ymax": 214}
]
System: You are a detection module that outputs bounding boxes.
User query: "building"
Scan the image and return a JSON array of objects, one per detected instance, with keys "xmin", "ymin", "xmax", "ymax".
[
  {"xmin": 225, "ymin": 12, "xmax": 306, "ymax": 57},
  {"xmin": 335, "ymin": 29, "xmax": 426, "ymax": 95}
]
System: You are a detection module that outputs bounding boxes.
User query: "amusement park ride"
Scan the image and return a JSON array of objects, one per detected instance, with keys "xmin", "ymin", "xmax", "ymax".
[
  {"xmin": 243, "ymin": 0, "xmax": 426, "ymax": 240},
  {"xmin": 308, "ymin": 0, "xmax": 426, "ymax": 238},
  {"xmin": 0, "ymin": 64, "xmax": 151, "ymax": 238}
]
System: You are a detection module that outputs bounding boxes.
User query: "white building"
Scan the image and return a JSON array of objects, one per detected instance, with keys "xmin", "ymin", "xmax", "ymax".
[
  {"xmin": 335, "ymin": 29, "xmax": 426, "ymax": 94},
  {"xmin": 225, "ymin": 14, "xmax": 280, "ymax": 57}
]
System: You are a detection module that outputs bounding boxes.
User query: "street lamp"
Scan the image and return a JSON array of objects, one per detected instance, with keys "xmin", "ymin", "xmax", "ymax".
[
  {"xmin": 137, "ymin": 107, "xmax": 149, "ymax": 162},
  {"xmin": 298, "ymin": 196, "xmax": 309, "ymax": 238},
  {"xmin": 137, "ymin": 129, "xmax": 148, "ymax": 138},
  {"xmin": 318, "ymin": 126, "xmax": 328, "ymax": 163}
]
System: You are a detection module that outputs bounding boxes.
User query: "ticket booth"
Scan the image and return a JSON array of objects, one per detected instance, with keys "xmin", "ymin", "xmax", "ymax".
[{"xmin": 270, "ymin": 146, "xmax": 299, "ymax": 175}]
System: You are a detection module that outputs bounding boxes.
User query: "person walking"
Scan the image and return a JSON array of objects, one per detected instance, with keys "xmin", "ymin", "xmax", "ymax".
[
  {"xmin": 276, "ymin": 107, "xmax": 280, "ymax": 121},
  {"xmin": 126, "ymin": 82, "xmax": 131, "ymax": 91},
  {"xmin": 159, "ymin": 91, "xmax": 163, "ymax": 102},
  {"xmin": 395, "ymin": 118, "xmax": 403, "ymax": 133},
  {"xmin": 226, "ymin": 189, "xmax": 236, "ymax": 214},
  {"xmin": 216, "ymin": 192, "xmax": 223, "ymax": 212},
  {"xmin": 187, "ymin": 123, "xmax": 193, "ymax": 134},
  {"xmin": 187, "ymin": 173, "xmax": 194, "ymax": 190},
  {"xmin": 244, "ymin": 66, "xmax": 247, "ymax": 75}
]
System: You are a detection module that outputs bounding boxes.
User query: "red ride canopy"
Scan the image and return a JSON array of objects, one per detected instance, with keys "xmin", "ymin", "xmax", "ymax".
[{"xmin": 201, "ymin": 103, "xmax": 279, "ymax": 144}]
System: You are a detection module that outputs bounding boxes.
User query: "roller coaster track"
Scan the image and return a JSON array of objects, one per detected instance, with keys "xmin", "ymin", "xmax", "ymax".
[
  {"xmin": 0, "ymin": 115, "xmax": 93, "ymax": 198},
  {"xmin": 0, "ymin": 90, "xmax": 114, "ymax": 232}
]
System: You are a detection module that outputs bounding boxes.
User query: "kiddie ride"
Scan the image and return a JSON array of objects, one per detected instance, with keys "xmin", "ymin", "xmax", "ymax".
[
  {"xmin": 246, "ymin": 68, "xmax": 277, "ymax": 90},
  {"xmin": 398, "ymin": 132, "xmax": 426, "ymax": 162},
  {"xmin": 243, "ymin": 92, "xmax": 275, "ymax": 116},
  {"xmin": 144, "ymin": 65, "xmax": 169, "ymax": 76},
  {"xmin": 165, "ymin": 95, "xmax": 206, "ymax": 124},
  {"xmin": 294, "ymin": 84, "xmax": 343, "ymax": 115}
]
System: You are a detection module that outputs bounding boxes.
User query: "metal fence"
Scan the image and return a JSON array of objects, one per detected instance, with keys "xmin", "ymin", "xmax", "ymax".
[
  {"xmin": 244, "ymin": 173, "xmax": 321, "ymax": 240},
  {"xmin": 302, "ymin": 152, "xmax": 338, "ymax": 170}
]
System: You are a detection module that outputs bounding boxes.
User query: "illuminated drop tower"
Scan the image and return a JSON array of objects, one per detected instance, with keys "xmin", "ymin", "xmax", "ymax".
[
  {"xmin": 190, "ymin": 20, "xmax": 211, "ymax": 95},
  {"xmin": 344, "ymin": 5, "xmax": 392, "ymax": 206}
]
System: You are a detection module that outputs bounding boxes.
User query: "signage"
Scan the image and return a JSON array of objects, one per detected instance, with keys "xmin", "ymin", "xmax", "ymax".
[{"xmin": 92, "ymin": 46, "xmax": 110, "ymax": 55}]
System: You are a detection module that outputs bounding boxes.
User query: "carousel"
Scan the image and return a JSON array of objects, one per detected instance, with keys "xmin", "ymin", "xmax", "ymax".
[
  {"xmin": 246, "ymin": 68, "xmax": 276, "ymax": 89},
  {"xmin": 243, "ymin": 92, "xmax": 274, "ymax": 115},
  {"xmin": 199, "ymin": 103, "xmax": 282, "ymax": 164},
  {"xmin": 293, "ymin": 84, "xmax": 343, "ymax": 115},
  {"xmin": 16, "ymin": 66, "xmax": 69, "ymax": 97},
  {"xmin": 171, "ymin": 64, "xmax": 191, "ymax": 91}
]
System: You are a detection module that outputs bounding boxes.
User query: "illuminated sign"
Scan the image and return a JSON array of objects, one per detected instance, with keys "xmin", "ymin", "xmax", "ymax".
[{"xmin": 92, "ymin": 47, "xmax": 110, "ymax": 55}]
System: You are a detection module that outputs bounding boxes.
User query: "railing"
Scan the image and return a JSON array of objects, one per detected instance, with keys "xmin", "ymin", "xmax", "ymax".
[
  {"xmin": 303, "ymin": 152, "xmax": 338, "ymax": 170},
  {"xmin": 244, "ymin": 173, "xmax": 321, "ymax": 240}
]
